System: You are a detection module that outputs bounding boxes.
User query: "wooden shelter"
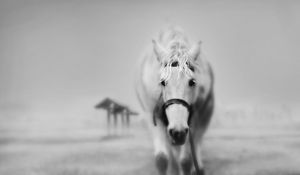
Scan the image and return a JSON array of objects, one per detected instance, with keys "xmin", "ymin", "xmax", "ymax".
[{"xmin": 95, "ymin": 98, "xmax": 138, "ymax": 134}]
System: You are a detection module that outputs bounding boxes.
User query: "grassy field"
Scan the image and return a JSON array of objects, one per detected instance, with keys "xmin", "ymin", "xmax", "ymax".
[{"xmin": 0, "ymin": 112, "xmax": 300, "ymax": 175}]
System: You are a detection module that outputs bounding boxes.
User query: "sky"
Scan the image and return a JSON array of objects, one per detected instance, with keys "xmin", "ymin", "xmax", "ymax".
[{"xmin": 0, "ymin": 0, "xmax": 299, "ymax": 117}]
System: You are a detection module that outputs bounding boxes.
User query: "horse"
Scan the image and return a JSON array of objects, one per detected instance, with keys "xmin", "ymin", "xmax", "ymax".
[{"xmin": 135, "ymin": 26, "xmax": 214, "ymax": 175}]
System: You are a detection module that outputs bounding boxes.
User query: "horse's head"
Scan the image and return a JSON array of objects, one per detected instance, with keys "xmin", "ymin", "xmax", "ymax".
[{"xmin": 153, "ymin": 40, "xmax": 202, "ymax": 145}]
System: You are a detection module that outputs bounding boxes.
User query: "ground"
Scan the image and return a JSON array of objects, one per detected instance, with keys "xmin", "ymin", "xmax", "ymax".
[{"xmin": 0, "ymin": 118, "xmax": 300, "ymax": 175}]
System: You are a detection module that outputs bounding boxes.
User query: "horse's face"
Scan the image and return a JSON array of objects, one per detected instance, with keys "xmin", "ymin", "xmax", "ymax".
[
  {"xmin": 153, "ymin": 40, "xmax": 201, "ymax": 145},
  {"xmin": 162, "ymin": 68, "xmax": 196, "ymax": 145}
]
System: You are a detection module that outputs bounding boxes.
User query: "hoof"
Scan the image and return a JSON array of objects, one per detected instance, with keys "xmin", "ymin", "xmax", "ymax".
[
  {"xmin": 155, "ymin": 152, "xmax": 168, "ymax": 174},
  {"xmin": 180, "ymin": 158, "xmax": 192, "ymax": 174},
  {"xmin": 192, "ymin": 168, "xmax": 205, "ymax": 175}
]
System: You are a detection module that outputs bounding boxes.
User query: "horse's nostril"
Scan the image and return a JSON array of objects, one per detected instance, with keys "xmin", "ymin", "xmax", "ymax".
[
  {"xmin": 169, "ymin": 129, "xmax": 178, "ymax": 138},
  {"xmin": 169, "ymin": 129, "xmax": 173, "ymax": 137},
  {"xmin": 184, "ymin": 128, "xmax": 189, "ymax": 134},
  {"xmin": 174, "ymin": 131, "xmax": 179, "ymax": 137}
]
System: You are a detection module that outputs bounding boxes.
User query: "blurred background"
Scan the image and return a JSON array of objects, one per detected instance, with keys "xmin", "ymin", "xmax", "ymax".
[{"xmin": 0, "ymin": 0, "xmax": 299, "ymax": 175}]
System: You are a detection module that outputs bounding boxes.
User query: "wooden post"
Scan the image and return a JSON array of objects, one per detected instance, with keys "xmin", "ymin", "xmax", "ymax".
[
  {"xmin": 107, "ymin": 109, "xmax": 111, "ymax": 135},
  {"xmin": 121, "ymin": 111, "xmax": 125, "ymax": 132},
  {"xmin": 126, "ymin": 113, "xmax": 130, "ymax": 128},
  {"xmin": 113, "ymin": 112, "xmax": 117, "ymax": 135},
  {"xmin": 126, "ymin": 112, "xmax": 130, "ymax": 134}
]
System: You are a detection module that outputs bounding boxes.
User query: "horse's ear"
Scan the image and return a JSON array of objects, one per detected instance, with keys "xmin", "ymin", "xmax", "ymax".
[
  {"xmin": 152, "ymin": 39, "xmax": 167, "ymax": 62},
  {"xmin": 188, "ymin": 41, "xmax": 202, "ymax": 61}
]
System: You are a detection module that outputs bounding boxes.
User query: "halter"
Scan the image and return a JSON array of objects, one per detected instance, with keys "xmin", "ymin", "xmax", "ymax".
[{"xmin": 153, "ymin": 98, "xmax": 193, "ymax": 126}]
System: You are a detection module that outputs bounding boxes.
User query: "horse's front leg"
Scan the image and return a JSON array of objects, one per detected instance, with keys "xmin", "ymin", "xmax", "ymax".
[
  {"xmin": 190, "ymin": 147, "xmax": 205, "ymax": 175},
  {"xmin": 169, "ymin": 148, "xmax": 180, "ymax": 175},
  {"xmin": 180, "ymin": 136, "xmax": 205, "ymax": 175},
  {"xmin": 152, "ymin": 123, "xmax": 170, "ymax": 175}
]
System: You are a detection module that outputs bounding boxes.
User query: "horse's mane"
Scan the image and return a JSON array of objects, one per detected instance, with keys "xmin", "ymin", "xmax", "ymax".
[{"xmin": 158, "ymin": 26, "xmax": 189, "ymax": 46}]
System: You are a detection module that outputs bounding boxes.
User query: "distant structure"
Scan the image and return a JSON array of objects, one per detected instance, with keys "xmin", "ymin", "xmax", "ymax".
[{"xmin": 95, "ymin": 98, "xmax": 138, "ymax": 135}]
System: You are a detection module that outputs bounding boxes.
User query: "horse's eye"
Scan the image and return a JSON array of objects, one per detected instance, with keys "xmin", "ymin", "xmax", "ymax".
[
  {"xmin": 189, "ymin": 79, "xmax": 196, "ymax": 87},
  {"xmin": 160, "ymin": 80, "xmax": 166, "ymax": 86}
]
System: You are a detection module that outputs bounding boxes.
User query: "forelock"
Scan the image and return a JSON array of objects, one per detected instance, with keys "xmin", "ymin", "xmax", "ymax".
[{"xmin": 160, "ymin": 47, "xmax": 195, "ymax": 81}]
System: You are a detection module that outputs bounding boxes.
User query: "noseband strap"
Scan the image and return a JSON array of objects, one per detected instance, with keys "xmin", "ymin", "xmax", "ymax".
[
  {"xmin": 162, "ymin": 99, "xmax": 191, "ymax": 112},
  {"xmin": 153, "ymin": 98, "xmax": 193, "ymax": 126}
]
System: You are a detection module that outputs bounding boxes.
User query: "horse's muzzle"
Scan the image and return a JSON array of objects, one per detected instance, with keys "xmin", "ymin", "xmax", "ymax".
[{"xmin": 169, "ymin": 128, "xmax": 188, "ymax": 145}]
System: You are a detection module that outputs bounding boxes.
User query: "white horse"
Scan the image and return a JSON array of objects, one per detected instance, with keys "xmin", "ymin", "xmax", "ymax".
[{"xmin": 135, "ymin": 27, "xmax": 214, "ymax": 175}]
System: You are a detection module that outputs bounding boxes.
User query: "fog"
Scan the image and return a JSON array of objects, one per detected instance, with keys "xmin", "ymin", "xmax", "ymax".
[
  {"xmin": 0, "ymin": 1, "xmax": 300, "ymax": 118},
  {"xmin": 1, "ymin": 1, "xmax": 300, "ymax": 175}
]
